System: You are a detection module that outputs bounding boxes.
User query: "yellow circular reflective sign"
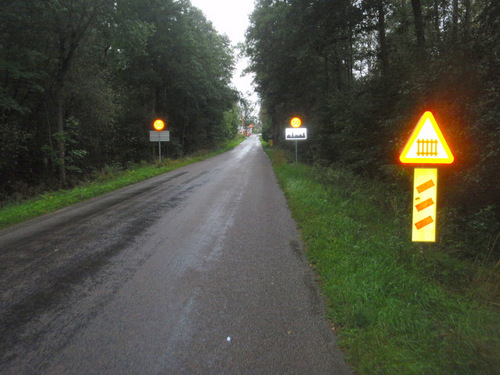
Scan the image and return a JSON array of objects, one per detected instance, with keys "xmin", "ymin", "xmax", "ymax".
[
  {"xmin": 153, "ymin": 119, "xmax": 165, "ymax": 131},
  {"xmin": 290, "ymin": 117, "xmax": 302, "ymax": 128}
]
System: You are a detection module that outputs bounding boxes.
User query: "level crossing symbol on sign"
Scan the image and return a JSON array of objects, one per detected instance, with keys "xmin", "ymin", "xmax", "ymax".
[{"xmin": 400, "ymin": 111, "xmax": 454, "ymax": 164}]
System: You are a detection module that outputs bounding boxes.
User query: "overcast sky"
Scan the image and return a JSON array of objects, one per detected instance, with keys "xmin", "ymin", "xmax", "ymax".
[{"xmin": 190, "ymin": 0, "xmax": 258, "ymax": 105}]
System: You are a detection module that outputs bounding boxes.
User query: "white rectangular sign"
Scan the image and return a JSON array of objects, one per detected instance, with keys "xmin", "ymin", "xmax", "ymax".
[
  {"xmin": 286, "ymin": 128, "xmax": 307, "ymax": 140},
  {"xmin": 150, "ymin": 131, "xmax": 170, "ymax": 142}
]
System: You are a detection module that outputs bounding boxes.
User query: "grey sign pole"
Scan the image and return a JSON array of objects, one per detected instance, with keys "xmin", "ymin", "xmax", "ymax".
[
  {"xmin": 295, "ymin": 140, "xmax": 298, "ymax": 164},
  {"xmin": 158, "ymin": 139, "xmax": 162, "ymax": 162},
  {"xmin": 285, "ymin": 127, "xmax": 307, "ymax": 164}
]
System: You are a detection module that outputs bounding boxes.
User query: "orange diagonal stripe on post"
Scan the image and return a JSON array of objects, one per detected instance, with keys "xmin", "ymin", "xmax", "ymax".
[
  {"xmin": 416, "ymin": 179, "xmax": 435, "ymax": 193},
  {"xmin": 415, "ymin": 198, "xmax": 434, "ymax": 212},
  {"xmin": 415, "ymin": 216, "xmax": 434, "ymax": 230}
]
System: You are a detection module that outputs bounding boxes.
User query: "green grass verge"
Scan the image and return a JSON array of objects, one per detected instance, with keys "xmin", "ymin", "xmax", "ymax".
[
  {"xmin": 0, "ymin": 138, "xmax": 244, "ymax": 229},
  {"xmin": 263, "ymin": 144, "xmax": 499, "ymax": 374}
]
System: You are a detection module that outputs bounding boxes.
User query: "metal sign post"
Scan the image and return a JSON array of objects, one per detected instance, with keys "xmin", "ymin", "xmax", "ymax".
[
  {"xmin": 285, "ymin": 127, "xmax": 307, "ymax": 163},
  {"xmin": 149, "ymin": 130, "xmax": 170, "ymax": 163}
]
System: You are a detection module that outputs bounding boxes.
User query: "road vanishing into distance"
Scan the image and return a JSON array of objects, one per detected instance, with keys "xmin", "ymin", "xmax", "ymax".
[{"xmin": 0, "ymin": 136, "xmax": 351, "ymax": 374}]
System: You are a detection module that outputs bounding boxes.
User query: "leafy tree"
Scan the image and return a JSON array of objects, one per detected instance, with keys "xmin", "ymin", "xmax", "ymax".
[
  {"xmin": 0, "ymin": 0, "xmax": 238, "ymax": 197},
  {"xmin": 246, "ymin": 0, "xmax": 499, "ymax": 260}
]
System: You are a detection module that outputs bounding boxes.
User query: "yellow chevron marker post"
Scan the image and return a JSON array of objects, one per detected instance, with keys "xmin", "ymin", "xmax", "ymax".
[{"xmin": 412, "ymin": 168, "xmax": 437, "ymax": 242}]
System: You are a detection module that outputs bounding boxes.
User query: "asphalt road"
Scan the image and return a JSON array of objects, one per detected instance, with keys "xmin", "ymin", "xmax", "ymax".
[{"xmin": 0, "ymin": 136, "xmax": 351, "ymax": 374}]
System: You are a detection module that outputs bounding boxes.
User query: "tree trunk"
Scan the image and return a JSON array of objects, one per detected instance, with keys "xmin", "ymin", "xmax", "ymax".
[
  {"xmin": 347, "ymin": 28, "xmax": 354, "ymax": 86},
  {"xmin": 433, "ymin": 0, "xmax": 441, "ymax": 43},
  {"xmin": 411, "ymin": 0, "xmax": 426, "ymax": 70},
  {"xmin": 377, "ymin": 2, "xmax": 389, "ymax": 78},
  {"xmin": 411, "ymin": 0, "xmax": 426, "ymax": 49},
  {"xmin": 272, "ymin": 114, "xmax": 280, "ymax": 146},
  {"xmin": 323, "ymin": 53, "xmax": 330, "ymax": 93},
  {"xmin": 181, "ymin": 97, "xmax": 188, "ymax": 152},
  {"xmin": 463, "ymin": 0, "xmax": 471, "ymax": 41},
  {"xmin": 56, "ymin": 90, "xmax": 66, "ymax": 186},
  {"xmin": 452, "ymin": 0, "xmax": 459, "ymax": 43}
]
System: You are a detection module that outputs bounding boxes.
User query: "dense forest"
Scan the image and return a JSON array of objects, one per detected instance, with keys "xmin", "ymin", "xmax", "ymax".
[
  {"xmin": 1, "ymin": 0, "xmax": 498, "ymax": 261},
  {"xmin": 246, "ymin": 0, "xmax": 499, "ymax": 261},
  {"xmin": 0, "ymin": 0, "xmax": 244, "ymax": 196}
]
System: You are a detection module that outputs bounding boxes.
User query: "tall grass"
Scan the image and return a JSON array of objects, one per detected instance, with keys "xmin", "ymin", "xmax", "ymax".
[{"xmin": 264, "ymin": 145, "xmax": 499, "ymax": 374}]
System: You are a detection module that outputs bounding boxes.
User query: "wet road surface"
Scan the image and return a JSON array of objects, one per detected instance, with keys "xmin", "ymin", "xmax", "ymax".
[{"xmin": 0, "ymin": 136, "xmax": 351, "ymax": 374}]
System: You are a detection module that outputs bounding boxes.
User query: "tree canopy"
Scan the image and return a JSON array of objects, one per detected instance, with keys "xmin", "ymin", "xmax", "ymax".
[{"xmin": 1, "ymin": 0, "xmax": 240, "ymax": 192}]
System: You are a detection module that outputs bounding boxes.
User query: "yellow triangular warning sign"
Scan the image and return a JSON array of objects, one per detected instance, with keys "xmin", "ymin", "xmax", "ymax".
[{"xmin": 400, "ymin": 111, "xmax": 454, "ymax": 164}]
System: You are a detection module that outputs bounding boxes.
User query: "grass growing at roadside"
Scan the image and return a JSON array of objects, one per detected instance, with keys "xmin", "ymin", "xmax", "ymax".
[
  {"xmin": 264, "ymin": 144, "xmax": 499, "ymax": 374},
  {"xmin": 0, "ymin": 138, "xmax": 244, "ymax": 229}
]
